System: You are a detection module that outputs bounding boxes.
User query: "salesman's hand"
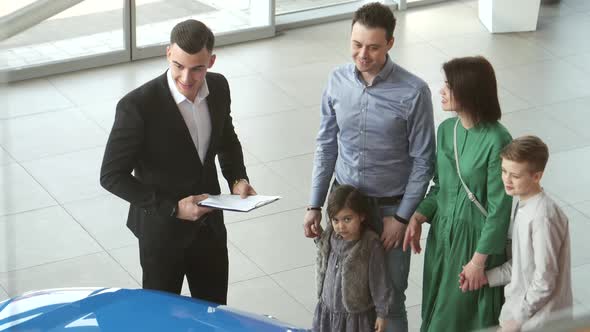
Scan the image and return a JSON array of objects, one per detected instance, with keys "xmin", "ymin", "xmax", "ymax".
[
  {"xmin": 303, "ymin": 209, "xmax": 322, "ymax": 238},
  {"xmin": 232, "ymin": 179, "xmax": 257, "ymax": 198},
  {"xmin": 381, "ymin": 216, "xmax": 407, "ymax": 250},
  {"xmin": 176, "ymin": 194, "xmax": 213, "ymax": 221}
]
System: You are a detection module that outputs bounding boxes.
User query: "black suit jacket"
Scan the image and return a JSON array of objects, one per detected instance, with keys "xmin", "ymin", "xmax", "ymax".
[{"xmin": 100, "ymin": 71, "xmax": 248, "ymax": 249}]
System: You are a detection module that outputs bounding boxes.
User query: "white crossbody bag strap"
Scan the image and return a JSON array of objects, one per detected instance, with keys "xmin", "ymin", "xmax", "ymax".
[{"xmin": 453, "ymin": 118, "xmax": 488, "ymax": 217}]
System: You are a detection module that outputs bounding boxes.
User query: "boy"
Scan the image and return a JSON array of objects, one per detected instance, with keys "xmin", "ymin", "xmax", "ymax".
[{"xmin": 484, "ymin": 135, "xmax": 572, "ymax": 331}]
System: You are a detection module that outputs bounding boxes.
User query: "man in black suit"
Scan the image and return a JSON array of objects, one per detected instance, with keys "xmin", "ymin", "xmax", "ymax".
[{"xmin": 100, "ymin": 19, "xmax": 256, "ymax": 305}]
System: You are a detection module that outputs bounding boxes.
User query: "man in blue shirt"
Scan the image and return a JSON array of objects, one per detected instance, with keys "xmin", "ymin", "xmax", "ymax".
[{"xmin": 303, "ymin": 3, "xmax": 435, "ymax": 331}]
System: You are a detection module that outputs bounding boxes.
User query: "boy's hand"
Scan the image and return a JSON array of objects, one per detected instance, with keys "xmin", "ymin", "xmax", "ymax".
[
  {"xmin": 501, "ymin": 319, "xmax": 522, "ymax": 332},
  {"xmin": 375, "ymin": 317, "xmax": 387, "ymax": 332},
  {"xmin": 460, "ymin": 263, "xmax": 488, "ymax": 292}
]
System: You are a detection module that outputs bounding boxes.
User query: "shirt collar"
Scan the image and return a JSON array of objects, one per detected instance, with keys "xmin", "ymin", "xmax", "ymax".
[
  {"xmin": 166, "ymin": 69, "xmax": 209, "ymax": 105},
  {"xmin": 353, "ymin": 54, "xmax": 396, "ymax": 86},
  {"xmin": 517, "ymin": 190, "xmax": 545, "ymax": 210}
]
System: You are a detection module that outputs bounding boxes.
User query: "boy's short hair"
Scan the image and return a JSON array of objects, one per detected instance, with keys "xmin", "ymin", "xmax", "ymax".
[
  {"xmin": 500, "ymin": 135, "xmax": 549, "ymax": 173},
  {"xmin": 170, "ymin": 19, "xmax": 214, "ymax": 54}
]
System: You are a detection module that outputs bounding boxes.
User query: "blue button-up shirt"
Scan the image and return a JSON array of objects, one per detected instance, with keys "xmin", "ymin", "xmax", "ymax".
[{"xmin": 310, "ymin": 56, "xmax": 436, "ymax": 220}]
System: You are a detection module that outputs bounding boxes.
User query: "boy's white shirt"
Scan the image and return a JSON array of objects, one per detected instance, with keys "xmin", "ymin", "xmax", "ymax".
[{"xmin": 486, "ymin": 191, "xmax": 573, "ymax": 330}]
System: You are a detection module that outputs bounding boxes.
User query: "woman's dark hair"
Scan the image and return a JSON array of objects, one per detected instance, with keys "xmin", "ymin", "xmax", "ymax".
[
  {"xmin": 352, "ymin": 2, "xmax": 396, "ymax": 41},
  {"xmin": 327, "ymin": 185, "xmax": 369, "ymax": 221},
  {"xmin": 170, "ymin": 19, "xmax": 214, "ymax": 54},
  {"xmin": 443, "ymin": 56, "xmax": 501, "ymax": 124}
]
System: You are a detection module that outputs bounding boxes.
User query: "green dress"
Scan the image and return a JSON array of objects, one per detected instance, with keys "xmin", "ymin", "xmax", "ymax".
[{"xmin": 416, "ymin": 117, "xmax": 512, "ymax": 332}]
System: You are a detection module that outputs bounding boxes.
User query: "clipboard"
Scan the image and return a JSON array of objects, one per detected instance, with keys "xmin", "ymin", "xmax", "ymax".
[{"xmin": 197, "ymin": 194, "xmax": 281, "ymax": 212}]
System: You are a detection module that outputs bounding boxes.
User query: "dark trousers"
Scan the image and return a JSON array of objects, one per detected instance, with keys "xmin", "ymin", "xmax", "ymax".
[{"xmin": 139, "ymin": 223, "xmax": 229, "ymax": 305}]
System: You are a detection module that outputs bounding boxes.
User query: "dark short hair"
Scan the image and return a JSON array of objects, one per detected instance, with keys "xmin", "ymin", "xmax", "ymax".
[
  {"xmin": 443, "ymin": 56, "xmax": 501, "ymax": 124},
  {"xmin": 352, "ymin": 2, "xmax": 396, "ymax": 41},
  {"xmin": 327, "ymin": 185, "xmax": 369, "ymax": 220},
  {"xmin": 500, "ymin": 135, "xmax": 549, "ymax": 173},
  {"xmin": 170, "ymin": 19, "xmax": 214, "ymax": 54}
]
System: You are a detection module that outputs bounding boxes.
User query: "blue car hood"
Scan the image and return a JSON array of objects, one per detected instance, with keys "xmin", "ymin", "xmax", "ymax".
[{"xmin": 0, "ymin": 288, "xmax": 308, "ymax": 331}]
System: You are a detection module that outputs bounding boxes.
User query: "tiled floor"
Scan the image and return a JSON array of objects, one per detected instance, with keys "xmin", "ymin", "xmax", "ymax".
[{"xmin": 1, "ymin": 0, "xmax": 590, "ymax": 330}]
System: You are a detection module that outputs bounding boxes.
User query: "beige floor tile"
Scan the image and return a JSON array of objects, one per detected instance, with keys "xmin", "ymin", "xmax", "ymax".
[
  {"xmin": 262, "ymin": 61, "xmax": 335, "ymax": 107},
  {"xmin": 0, "ymin": 206, "xmax": 102, "ymax": 272},
  {"xmin": 48, "ymin": 61, "xmax": 163, "ymax": 106},
  {"xmin": 235, "ymin": 107, "xmax": 320, "ymax": 163},
  {"xmin": 537, "ymin": 96, "xmax": 590, "ymax": 142},
  {"xmin": 0, "ymin": 109, "xmax": 107, "ymax": 162},
  {"xmin": 63, "ymin": 194, "xmax": 136, "ymax": 250},
  {"xmin": 543, "ymin": 146, "xmax": 590, "ymax": 205},
  {"xmin": 0, "ymin": 163, "xmax": 57, "ymax": 216},
  {"xmin": 501, "ymin": 108, "xmax": 589, "ymax": 153},
  {"xmin": 0, "ymin": 78, "xmax": 73, "ymax": 119},
  {"xmin": 227, "ymin": 242, "xmax": 266, "ymax": 284},
  {"xmin": 390, "ymin": 42, "xmax": 452, "ymax": 83},
  {"xmin": 78, "ymin": 98, "xmax": 119, "ymax": 131},
  {"xmin": 270, "ymin": 264, "xmax": 316, "ymax": 312},
  {"xmin": 572, "ymin": 200, "xmax": 590, "ymax": 218},
  {"xmin": 0, "ymin": 148, "xmax": 15, "ymax": 167},
  {"xmin": 266, "ymin": 153, "xmax": 315, "ymax": 200},
  {"xmin": 407, "ymin": 304, "xmax": 422, "ymax": 332},
  {"xmin": 0, "ymin": 252, "xmax": 139, "ymax": 297},
  {"xmin": 572, "ymin": 264, "xmax": 590, "ymax": 309},
  {"xmin": 108, "ymin": 244, "xmax": 141, "ymax": 283},
  {"xmin": 561, "ymin": 207, "xmax": 590, "ymax": 268},
  {"xmin": 227, "ymin": 35, "xmax": 345, "ymax": 74},
  {"xmin": 430, "ymin": 32, "xmax": 556, "ymax": 70},
  {"xmin": 228, "ymin": 276, "xmax": 313, "ymax": 328},
  {"xmin": 0, "ymin": 287, "xmax": 7, "ymax": 302},
  {"xmin": 22, "ymin": 147, "xmax": 107, "ymax": 204},
  {"xmin": 496, "ymin": 59, "xmax": 590, "ymax": 107},
  {"xmin": 227, "ymin": 75, "xmax": 301, "ymax": 120},
  {"xmin": 227, "ymin": 209, "xmax": 317, "ymax": 274}
]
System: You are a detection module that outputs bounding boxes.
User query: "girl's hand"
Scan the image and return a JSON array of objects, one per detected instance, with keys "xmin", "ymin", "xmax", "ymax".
[
  {"xmin": 402, "ymin": 212, "xmax": 427, "ymax": 253},
  {"xmin": 460, "ymin": 261, "xmax": 488, "ymax": 292},
  {"xmin": 375, "ymin": 317, "xmax": 387, "ymax": 332}
]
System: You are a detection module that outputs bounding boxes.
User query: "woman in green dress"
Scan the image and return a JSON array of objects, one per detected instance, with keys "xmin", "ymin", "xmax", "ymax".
[{"xmin": 403, "ymin": 56, "xmax": 512, "ymax": 332}]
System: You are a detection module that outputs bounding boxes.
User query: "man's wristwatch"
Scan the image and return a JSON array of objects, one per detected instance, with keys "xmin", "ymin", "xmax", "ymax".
[
  {"xmin": 232, "ymin": 178, "xmax": 248, "ymax": 190},
  {"xmin": 307, "ymin": 206, "xmax": 322, "ymax": 211},
  {"xmin": 394, "ymin": 213, "xmax": 409, "ymax": 225}
]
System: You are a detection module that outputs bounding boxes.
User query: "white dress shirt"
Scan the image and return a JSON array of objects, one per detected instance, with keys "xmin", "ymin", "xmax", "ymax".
[
  {"xmin": 167, "ymin": 70, "xmax": 211, "ymax": 163},
  {"xmin": 486, "ymin": 191, "xmax": 573, "ymax": 330}
]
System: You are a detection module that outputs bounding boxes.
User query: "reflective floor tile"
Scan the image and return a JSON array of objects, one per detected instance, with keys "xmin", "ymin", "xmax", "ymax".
[
  {"xmin": 0, "ymin": 252, "xmax": 140, "ymax": 297},
  {"xmin": 0, "ymin": 206, "xmax": 102, "ymax": 272}
]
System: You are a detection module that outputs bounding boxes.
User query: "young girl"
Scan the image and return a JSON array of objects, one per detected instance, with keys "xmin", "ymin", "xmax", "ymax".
[{"xmin": 312, "ymin": 184, "xmax": 393, "ymax": 332}]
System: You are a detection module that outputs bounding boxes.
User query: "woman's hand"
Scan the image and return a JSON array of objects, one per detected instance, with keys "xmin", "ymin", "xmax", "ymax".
[
  {"xmin": 375, "ymin": 317, "xmax": 387, "ymax": 332},
  {"xmin": 459, "ymin": 254, "xmax": 489, "ymax": 292},
  {"xmin": 403, "ymin": 212, "xmax": 427, "ymax": 253}
]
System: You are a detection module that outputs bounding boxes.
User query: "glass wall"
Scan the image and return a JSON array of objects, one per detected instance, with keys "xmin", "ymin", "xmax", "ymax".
[
  {"xmin": 135, "ymin": 0, "xmax": 273, "ymax": 49},
  {"xmin": 0, "ymin": 0, "xmax": 127, "ymax": 77},
  {"xmin": 276, "ymin": 0, "xmax": 358, "ymax": 15}
]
